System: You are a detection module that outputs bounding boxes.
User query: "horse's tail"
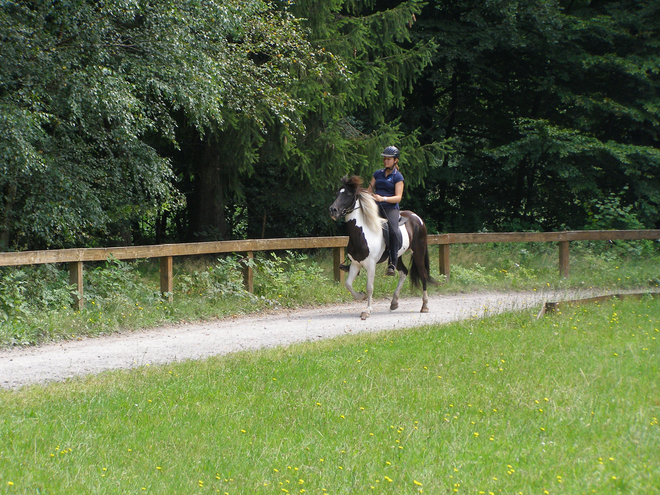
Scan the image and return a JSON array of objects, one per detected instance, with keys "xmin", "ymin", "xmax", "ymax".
[{"xmin": 410, "ymin": 243, "xmax": 438, "ymax": 290}]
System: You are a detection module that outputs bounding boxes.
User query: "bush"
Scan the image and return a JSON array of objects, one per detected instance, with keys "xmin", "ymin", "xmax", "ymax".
[
  {"xmin": 85, "ymin": 256, "xmax": 160, "ymax": 308},
  {"xmin": 0, "ymin": 269, "xmax": 30, "ymax": 324},
  {"xmin": 254, "ymin": 251, "xmax": 329, "ymax": 302},
  {"xmin": 176, "ymin": 255, "xmax": 249, "ymax": 298}
]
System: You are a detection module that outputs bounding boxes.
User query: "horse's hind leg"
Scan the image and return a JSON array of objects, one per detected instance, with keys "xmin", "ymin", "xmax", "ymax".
[
  {"xmin": 421, "ymin": 287, "xmax": 429, "ymax": 313},
  {"xmin": 420, "ymin": 266, "xmax": 429, "ymax": 313},
  {"xmin": 411, "ymin": 248, "xmax": 430, "ymax": 313},
  {"xmin": 390, "ymin": 260, "xmax": 408, "ymax": 311}
]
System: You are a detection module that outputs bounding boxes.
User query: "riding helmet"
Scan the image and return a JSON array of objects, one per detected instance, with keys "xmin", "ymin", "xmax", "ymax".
[{"xmin": 381, "ymin": 146, "xmax": 400, "ymax": 158}]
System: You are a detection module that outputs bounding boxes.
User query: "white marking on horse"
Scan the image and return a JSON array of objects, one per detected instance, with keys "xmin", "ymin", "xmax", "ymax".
[
  {"xmin": 347, "ymin": 204, "xmax": 385, "ymax": 261},
  {"xmin": 397, "ymin": 225, "xmax": 411, "ymax": 256},
  {"xmin": 411, "ymin": 213, "xmax": 424, "ymax": 226}
]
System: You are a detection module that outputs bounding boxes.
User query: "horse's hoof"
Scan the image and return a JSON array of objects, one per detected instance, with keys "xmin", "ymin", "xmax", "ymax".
[
  {"xmin": 360, "ymin": 311, "xmax": 370, "ymax": 320},
  {"xmin": 390, "ymin": 301, "xmax": 399, "ymax": 311},
  {"xmin": 420, "ymin": 306, "xmax": 429, "ymax": 313}
]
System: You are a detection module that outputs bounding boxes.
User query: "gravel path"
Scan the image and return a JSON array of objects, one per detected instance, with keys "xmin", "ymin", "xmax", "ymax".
[{"xmin": 0, "ymin": 289, "xmax": 579, "ymax": 390}]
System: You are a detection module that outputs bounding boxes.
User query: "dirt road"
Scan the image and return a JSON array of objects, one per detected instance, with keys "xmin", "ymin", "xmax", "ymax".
[{"xmin": 0, "ymin": 290, "xmax": 576, "ymax": 390}]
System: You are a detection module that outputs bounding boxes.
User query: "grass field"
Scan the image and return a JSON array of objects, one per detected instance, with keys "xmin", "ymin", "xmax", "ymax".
[{"xmin": 1, "ymin": 295, "xmax": 658, "ymax": 494}]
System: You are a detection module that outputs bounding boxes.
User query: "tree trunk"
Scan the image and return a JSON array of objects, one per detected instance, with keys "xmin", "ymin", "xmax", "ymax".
[
  {"xmin": 155, "ymin": 209, "xmax": 169, "ymax": 245},
  {"xmin": 189, "ymin": 140, "xmax": 228, "ymax": 240},
  {"xmin": 0, "ymin": 182, "xmax": 17, "ymax": 250}
]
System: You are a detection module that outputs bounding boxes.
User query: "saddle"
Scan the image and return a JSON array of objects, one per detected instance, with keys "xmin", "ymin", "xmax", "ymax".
[{"xmin": 382, "ymin": 215, "xmax": 407, "ymax": 252}]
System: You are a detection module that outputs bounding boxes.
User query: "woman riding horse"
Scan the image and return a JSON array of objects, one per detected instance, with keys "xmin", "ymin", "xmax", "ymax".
[
  {"xmin": 370, "ymin": 146, "xmax": 404, "ymax": 275},
  {"xmin": 341, "ymin": 145, "xmax": 404, "ymax": 276},
  {"xmin": 329, "ymin": 174, "xmax": 436, "ymax": 319}
]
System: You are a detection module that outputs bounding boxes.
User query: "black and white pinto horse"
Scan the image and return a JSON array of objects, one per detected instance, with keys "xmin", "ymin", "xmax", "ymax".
[{"xmin": 329, "ymin": 175, "xmax": 436, "ymax": 319}]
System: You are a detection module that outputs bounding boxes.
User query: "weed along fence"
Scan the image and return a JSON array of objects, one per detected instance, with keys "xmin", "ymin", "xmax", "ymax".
[
  {"xmin": 427, "ymin": 229, "xmax": 660, "ymax": 280},
  {"xmin": 0, "ymin": 230, "xmax": 658, "ymax": 309},
  {"xmin": 0, "ymin": 237, "xmax": 347, "ymax": 310}
]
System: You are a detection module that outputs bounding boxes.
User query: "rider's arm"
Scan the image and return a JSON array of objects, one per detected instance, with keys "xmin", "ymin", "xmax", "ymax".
[
  {"xmin": 389, "ymin": 180, "xmax": 404, "ymax": 204},
  {"xmin": 374, "ymin": 180, "xmax": 403, "ymax": 204}
]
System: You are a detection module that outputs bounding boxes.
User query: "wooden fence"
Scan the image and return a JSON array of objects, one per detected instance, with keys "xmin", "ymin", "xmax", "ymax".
[{"xmin": 1, "ymin": 230, "xmax": 658, "ymax": 309}]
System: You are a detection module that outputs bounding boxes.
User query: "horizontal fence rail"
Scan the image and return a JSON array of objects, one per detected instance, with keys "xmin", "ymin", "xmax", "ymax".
[
  {"xmin": 426, "ymin": 230, "xmax": 660, "ymax": 281},
  {"xmin": 1, "ymin": 230, "xmax": 658, "ymax": 309}
]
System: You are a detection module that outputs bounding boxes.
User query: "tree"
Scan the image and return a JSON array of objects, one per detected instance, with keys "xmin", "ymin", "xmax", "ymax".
[
  {"xmin": 403, "ymin": 0, "xmax": 660, "ymax": 233},
  {"xmin": 170, "ymin": 0, "xmax": 440, "ymax": 241},
  {"xmin": 0, "ymin": 0, "xmax": 335, "ymax": 249}
]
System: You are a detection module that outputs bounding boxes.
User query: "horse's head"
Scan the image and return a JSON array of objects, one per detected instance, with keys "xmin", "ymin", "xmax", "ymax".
[{"xmin": 329, "ymin": 175, "xmax": 363, "ymax": 220}]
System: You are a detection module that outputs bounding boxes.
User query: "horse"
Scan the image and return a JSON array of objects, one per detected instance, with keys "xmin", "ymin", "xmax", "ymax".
[{"xmin": 329, "ymin": 175, "xmax": 437, "ymax": 319}]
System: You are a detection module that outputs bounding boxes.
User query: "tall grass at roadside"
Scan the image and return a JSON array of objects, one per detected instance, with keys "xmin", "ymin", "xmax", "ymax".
[
  {"xmin": 445, "ymin": 239, "xmax": 660, "ymax": 291},
  {"xmin": 1, "ymin": 296, "xmax": 658, "ymax": 493},
  {"xmin": 2, "ymin": 240, "xmax": 660, "ymax": 348}
]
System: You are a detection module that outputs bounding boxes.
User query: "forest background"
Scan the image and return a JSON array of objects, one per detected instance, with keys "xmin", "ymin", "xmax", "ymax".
[{"xmin": 1, "ymin": 0, "xmax": 659, "ymax": 252}]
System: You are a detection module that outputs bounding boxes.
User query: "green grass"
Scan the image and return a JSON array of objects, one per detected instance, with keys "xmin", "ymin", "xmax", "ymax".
[{"xmin": 1, "ymin": 296, "xmax": 659, "ymax": 494}]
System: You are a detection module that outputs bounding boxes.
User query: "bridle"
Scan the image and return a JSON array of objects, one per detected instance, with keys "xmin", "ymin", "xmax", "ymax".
[{"xmin": 337, "ymin": 190, "xmax": 361, "ymax": 217}]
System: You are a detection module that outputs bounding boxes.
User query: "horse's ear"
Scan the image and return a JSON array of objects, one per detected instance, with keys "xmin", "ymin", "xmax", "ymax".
[{"xmin": 346, "ymin": 175, "xmax": 363, "ymax": 189}]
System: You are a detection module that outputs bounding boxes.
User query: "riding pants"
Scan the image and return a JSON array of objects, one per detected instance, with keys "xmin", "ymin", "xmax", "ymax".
[{"xmin": 380, "ymin": 206, "xmax": 400, "ymax": 268}]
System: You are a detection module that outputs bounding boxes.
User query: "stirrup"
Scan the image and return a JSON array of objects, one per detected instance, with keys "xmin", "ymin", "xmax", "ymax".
[
  {"xmin": 385, "ymin": 264, "xmax": 396, "ymax": 276},
  {"xmin": 339, "ymin": 263, "xmax": 351, "ymax": 272}
]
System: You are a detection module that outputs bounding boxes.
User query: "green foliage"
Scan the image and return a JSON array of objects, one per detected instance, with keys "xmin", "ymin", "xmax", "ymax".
[
  {"xmin": 0, "ymin": 265, "xmax": 74, "ymax": 345},
  {"xmin": 449, "ymin": 263, "xmax": 496, "ymax": 286},
  {"xmin": 2, "ymin": 0, "xmax": 659, "ymax": 247},
  {"xmin": 283, "ymin": 0, "xmax": 437, "ymax": 186},
  {"xmin": 585, "ymin": 188, "xmax": 646, "ymax": 231},
  {"xmin": 171, "ymin": 0, "xmax": 438, "ymax": 241},
  {"xmin": 405, "ymin": 0, "xmax": 660, "ymax": 233},
  {"xmin": 0, "ymin": 266, "xmax": 73, "ymax": 322},
  {"xmin": 253, "ymin": 251, "xmax": 329, "ymax": 302},
  {"xmin": 0, "ymin": 269, "xmax": 29, "ymax": 324},
  {"xmin": 84, "ymin": 257, "xmax": 160, "ymax": 309},
  {"xmin": 176, "ymin": 256, "xmax": 249, "ymax": 299},
  {"xmin": 1, "ymin": 0, "xmax": 341, "ymax": 248}
]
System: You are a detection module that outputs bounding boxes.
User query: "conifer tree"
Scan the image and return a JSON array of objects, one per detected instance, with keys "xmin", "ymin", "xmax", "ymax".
[
  {"xmin": 229, "ymin": 0, "xmax": 439, "ymax": 239},
  {"xmin": 402, "ymin": 0, "xmax": 660, "ymax": 233}
]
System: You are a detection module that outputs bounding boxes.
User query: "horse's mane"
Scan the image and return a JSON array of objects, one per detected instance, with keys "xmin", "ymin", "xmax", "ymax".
[{"xmin": 342, "ymin": 175, "xmax": 387, "ymax": 233}]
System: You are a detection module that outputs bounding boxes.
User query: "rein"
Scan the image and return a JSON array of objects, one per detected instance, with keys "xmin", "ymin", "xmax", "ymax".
[{"xmin": 340, "ymin": 195, "xmax": 361, "ymax": 217}]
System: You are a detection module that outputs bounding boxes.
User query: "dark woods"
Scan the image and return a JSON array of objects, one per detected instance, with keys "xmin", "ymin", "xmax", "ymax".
[{"xmin": 1, "ymin": 0, "xmax": 658, "ymax": 251}]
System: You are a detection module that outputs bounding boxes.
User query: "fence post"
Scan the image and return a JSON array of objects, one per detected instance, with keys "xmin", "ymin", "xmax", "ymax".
[
  {"xmin": 160, "ymin": 256, "xmax": 173, "ymax": 302},
  {"xmin": 439, "ymin": 244, "xmax": 451, "ymax": 281},
  {"xmin": 333, "ymin": 246, "xmax": 345, "ymax": 284},
  {"xmin": 69, "ymin": 261, "xmax": 84, "ymax": 310},
  {"xmin": 242, "ymin": 251, "xmax": 254, "ymax": 293},
  {"xmin": 559, "ymin": 241, "xmax": 569, "ymax": 278}
]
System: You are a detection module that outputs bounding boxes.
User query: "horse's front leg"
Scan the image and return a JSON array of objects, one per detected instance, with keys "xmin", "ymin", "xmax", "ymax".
[
  {"xmin": 360, "ymin": 261, "xmax": 377, "ymax": 320},
  {"xmin": 344, "ymin": 263, "xmax": 366, "ymax": 301}
]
